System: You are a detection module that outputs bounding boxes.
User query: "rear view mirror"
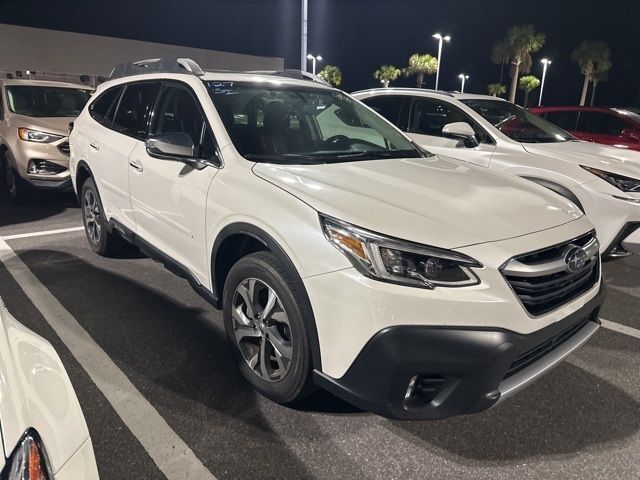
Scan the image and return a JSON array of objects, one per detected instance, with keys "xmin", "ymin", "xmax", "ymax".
[
  {"xmin": 442, "ymin": 122, "xmax": 479, "ymax": 148},
  {"xmin": 146, "ymin": 132, "xmax": 195, "ymax": 159}
]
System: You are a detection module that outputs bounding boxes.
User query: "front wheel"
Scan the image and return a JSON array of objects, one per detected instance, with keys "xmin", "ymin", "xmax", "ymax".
[
  {"xmin": 223, "ymin": 251, "xmax": 314, "ymax": 403},
  {"xmin": 3, "ymin": 155, "xmax": 26, "ymax": 202}
]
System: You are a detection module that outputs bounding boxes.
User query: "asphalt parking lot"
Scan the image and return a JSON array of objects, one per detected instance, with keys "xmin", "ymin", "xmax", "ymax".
[{"xmin": 1, "ymin": 193, "xmax": 639, "ymax": 480}]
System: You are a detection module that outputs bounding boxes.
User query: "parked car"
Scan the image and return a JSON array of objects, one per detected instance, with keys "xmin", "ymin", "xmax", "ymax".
[
  {"xmin": 0, "ymin": 79, "xmax": 93, "ymax": 201},
  {"xmin": 0, "ymin": 298, "xmax": 99, "ymax": 479},
  {"xmin": 353, "ymin": 89, "xmax": 640, "ymax": 259},
  {"xmin": 70, "ymin": 58, "xmax": 604, "ymax": 420},
  {"xmin": 530, "ymin": 106, "xmax": 640, "ymax": 151}
]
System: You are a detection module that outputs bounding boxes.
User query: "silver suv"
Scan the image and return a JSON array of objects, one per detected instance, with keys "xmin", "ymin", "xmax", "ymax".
[{"xmin": 0, "ymin": 79, "xmax": 92, "ymax": 201}]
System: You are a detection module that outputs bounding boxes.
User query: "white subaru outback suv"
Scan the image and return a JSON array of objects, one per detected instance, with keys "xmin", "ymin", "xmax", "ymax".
[
  {"xmin": 353, "ymin": 89, "xmax": 640, "ymax": 260},
  {"xmin": 69, "ymin": 58, "xmax": 605, "ymax": 420}
]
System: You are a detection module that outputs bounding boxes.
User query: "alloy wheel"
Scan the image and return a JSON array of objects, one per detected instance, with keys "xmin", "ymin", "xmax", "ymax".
[
  {"xmin": 83, "ymin": 189, "xmax": 102, "ymax": 244},
  {"xmin": 232, "ymin": 278, "xmax": 293, "ymax": 382}
]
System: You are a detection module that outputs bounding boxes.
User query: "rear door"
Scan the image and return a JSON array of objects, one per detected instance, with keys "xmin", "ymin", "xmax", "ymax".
[{"xmin": 128, "ymin": 81, "xmax": 220, "ymax": 282}]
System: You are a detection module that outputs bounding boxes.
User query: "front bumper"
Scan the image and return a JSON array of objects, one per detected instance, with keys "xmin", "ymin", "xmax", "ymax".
[{"xmin": 314, "ymin": 280, "xmax": 605, "ymax": 420}]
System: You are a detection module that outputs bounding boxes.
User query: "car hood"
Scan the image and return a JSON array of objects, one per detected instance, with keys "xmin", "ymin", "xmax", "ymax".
[
  {"xmin": 253, "ymin": 155, "xmax": 583, "ymax": 249},
  {"xmin": 0, "ymin": 302, "xmax": 90, "ymax": 475},
  {"xmin": 8, "ymin": 114, "xmax": 72, "ymax": 136},
  {"xmin": 522, "ymin": 140, "xmax": 640, "ymax": 179}
]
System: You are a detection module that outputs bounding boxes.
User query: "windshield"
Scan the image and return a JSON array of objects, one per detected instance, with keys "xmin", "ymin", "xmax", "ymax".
[
  {"xmin": 207, "ymin": 81, "xmax": 423, "ymax": 163},
  {"xmin": 6, "ymin": 86, "xmax": 91, "ymax": 118},
  {"xmin": 460, "ymin": 99, "xmax": 574, "ymax": 143}
]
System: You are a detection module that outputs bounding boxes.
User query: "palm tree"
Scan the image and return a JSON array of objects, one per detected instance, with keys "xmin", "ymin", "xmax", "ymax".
[
  {"xmin": 487, "ymin": 83, "xmax": 507, "ymax": 97},
  {"xmin": 374, "ymin": 65, "xmax": 401, "ymax": 88},
  {"xmin": 491, "ymin": 40, "xmax": 510, "ymax": 85},
  {"xmin": 571, "ymin": 41, "xmax": 611, "ymax": 106},
  {"xmin": 403, "ymin": 53, "xmax": 438, "ymax": 88},
  {"xmin": 318, "ymin": 65, "xmax": 343, "ymax": 87},
  {"xmin": 518, "ymin": 75, "xmax": 541, "ymax": 107},
  {"xmin": 497, "ymin": 25, "xmax": 545, "ymax": 103},
  {"xmin": 590, "ymin": 70, "xmax": 608, "ymax": 106}
]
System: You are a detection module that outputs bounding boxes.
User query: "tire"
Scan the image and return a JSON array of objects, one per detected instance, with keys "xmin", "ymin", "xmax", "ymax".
[
  {"xmin": 223, "ymin": 251, "xmax": 314, "ymax": 404},
  {"xmin": 3, "ymin": 154, "xmax": 27, "ymax": 203},
  {"xmin": 80, "ymin": 177, "xmax": 125, "ymax": 256}
]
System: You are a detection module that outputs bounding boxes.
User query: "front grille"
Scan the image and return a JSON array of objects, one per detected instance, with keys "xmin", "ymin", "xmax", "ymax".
[
  {"xmin": 504, "ymin": 318, "xmax": 591, "ymax": 379},
  {"xmin": 58, "ymin": 141, "xmax": 70, "ymax": 156},
  {"xmin": 502, "ymin": 232, "xmax": 600, "ymax": 316}
]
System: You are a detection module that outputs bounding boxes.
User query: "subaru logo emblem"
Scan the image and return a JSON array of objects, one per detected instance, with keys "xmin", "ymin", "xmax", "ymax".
[{"xmin": 564, "ymin": 245, "xmax": 589, "ymax": 273}]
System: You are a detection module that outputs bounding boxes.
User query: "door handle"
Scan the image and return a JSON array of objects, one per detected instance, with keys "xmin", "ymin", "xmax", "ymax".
[
  {"xmin": 89, "ymin": 142, "xmax": 100, "ymax": 151},
  {"xmin": 129, "ymin": 160, "xmax": 143, "ymax": 172}
]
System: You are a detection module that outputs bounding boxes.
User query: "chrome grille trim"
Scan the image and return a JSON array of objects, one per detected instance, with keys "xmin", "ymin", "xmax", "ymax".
[{"xmin": 501, "ymin": 231, "xmax": 600, "ymax": 317}]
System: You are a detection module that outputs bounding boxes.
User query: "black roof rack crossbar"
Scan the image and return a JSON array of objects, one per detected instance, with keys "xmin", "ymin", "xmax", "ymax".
[{"xmin": 109, "ymin": 57, "xmax": 205, "ymax": 79}]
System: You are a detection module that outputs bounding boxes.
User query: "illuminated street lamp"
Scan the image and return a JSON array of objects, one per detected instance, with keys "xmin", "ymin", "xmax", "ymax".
[
  {"xmin": 307, "ymin": 54, "xmax": 322, "ymax": 75},
  {"xmin": 458, "ymin": 73, "xmax": 469, "ymax": 93},
  {"xmin": 432, "ymin": 33, "xmax": 451, "ymax": 90},
  {"xmin": 539, "ymin": 58, "xmax": 552, "ymax": 106}
]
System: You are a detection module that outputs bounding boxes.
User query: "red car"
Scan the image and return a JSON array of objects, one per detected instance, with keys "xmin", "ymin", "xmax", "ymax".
[{"xmin": 530, "ymin": 106, "xmax": 640, "ymax": 151}]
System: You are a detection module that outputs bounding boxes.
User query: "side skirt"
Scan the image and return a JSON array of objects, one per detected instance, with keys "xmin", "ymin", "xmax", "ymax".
[{"xmin": 109, "ymin": 219, "xmax": 220, "ymax": 309}]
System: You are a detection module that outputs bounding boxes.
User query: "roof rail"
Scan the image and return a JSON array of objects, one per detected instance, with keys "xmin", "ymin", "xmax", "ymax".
[
  {"xmin": 109, "ymin": 57, "xmax": 205, "ymax": 79},
  {"xmin": 244, "ymin": 69, "xmax": 332, "ymax": 87},
  {"xmin": 351, "ymin": 87, "xmax": 455, "ymax": 97}
]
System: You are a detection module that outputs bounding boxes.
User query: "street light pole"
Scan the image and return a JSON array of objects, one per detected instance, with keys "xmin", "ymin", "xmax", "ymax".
[
  {"xmin": 301, "ymin": 0, "xmax": 308, "ymax": 71},
  {"xmin": 539, "ymin": 58, "xmax": 552, "ymax": 106},
  {"xmin": 307, "ymin": 54, "xmax": 322, "ymax": 75},
  {"xmin": 458, "ymin": 74, "xmax": 469, "ymax": 93},
  {"xmin": 432, "ymin": 33, "xmax": 451, "ymax": 91}
]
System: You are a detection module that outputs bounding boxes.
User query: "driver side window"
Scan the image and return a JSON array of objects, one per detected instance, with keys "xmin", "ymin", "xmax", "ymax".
[
  {"xmin": 409, "ymin": 98, "xmax": 491, "ymax": 144},
  {"xmin": 151, "ymin": 83, "xmax": 216, "ymax": 160}
]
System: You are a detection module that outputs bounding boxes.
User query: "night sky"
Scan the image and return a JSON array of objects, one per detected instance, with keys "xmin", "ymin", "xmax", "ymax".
[{"xmin": 1, "ymin": 0, "xmax": 639, "ymax": 106}]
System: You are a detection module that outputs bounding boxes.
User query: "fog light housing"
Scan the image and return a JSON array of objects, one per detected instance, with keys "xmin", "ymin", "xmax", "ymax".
[
  {"xmin": 404, "ymin": 374, "xmax": 449, "ymax": 408},
  {"xmin": 27, "ymin": 159, "xmax": 67, "ymax": 176}
]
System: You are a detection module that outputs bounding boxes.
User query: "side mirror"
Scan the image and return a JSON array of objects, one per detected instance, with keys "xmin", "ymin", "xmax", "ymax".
[
  {"xmin": 146, "ymin": 132, "xmax": 195, "ymax": 160},
  {"xmin": 442, "ymin": 122, "xmax": 479, "ymax": 148}
]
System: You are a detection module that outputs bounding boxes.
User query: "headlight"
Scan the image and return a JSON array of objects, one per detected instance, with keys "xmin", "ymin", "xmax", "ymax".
[
  {"xmin": 321, "ymin": 215, "xmax": 482, "ymax": 289},
  {"xmin": 581, "ymin": 165, "xmax": 640, "ymax": 193},
  {"xmin": 3, "ymin": 429, "xmax": 52, "ymax": 480},
  {"xmin": 17, "ymin": 128, "xmax": 64, "ymax": 143}
]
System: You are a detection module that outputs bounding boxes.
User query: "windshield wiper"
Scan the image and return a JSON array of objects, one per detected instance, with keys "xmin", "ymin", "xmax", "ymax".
[{"xmin": 333, "ymin": 149, "xmax": 422, "ymax": 160}]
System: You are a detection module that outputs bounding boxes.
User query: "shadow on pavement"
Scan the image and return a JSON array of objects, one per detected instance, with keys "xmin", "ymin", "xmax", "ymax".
[
  {"xmin": 16, "ymin": 249, "xmax": 324, "ymax": 480},
  {"xmin": 387, "ymin": 362, "xmax": 640, "ymax": 462},
  {"xmin": 0, "ymin": 191, "xmax": 78, "ymax": 228}
]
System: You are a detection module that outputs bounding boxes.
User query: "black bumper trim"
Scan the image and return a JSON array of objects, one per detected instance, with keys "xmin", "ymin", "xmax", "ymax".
[
  {"xmin": 25, "ymin": 176, "xmax": 73, "ymax": 191},
  {"xmin": 313, "ymin": 281, "xmax": 606, "ymax": 420}
]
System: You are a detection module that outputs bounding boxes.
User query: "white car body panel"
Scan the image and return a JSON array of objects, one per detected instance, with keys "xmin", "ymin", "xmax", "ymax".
[
  {"xmin": 70, "ymin": 71, "xmax": 601, "ymax": 389},
  {"xmin": 352, "ymin": 89, "xmax": 640, "ymax": 255},
  {"xmin": 0, "ymin": 301, "xmax": 99, "ymax": 479}
]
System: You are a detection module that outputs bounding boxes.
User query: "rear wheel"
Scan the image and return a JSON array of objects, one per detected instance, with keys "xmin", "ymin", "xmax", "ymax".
[
  {"xmin": 80, "ymin": 178, "xmax": 125, "ymax": 256},
  {"xmin": 223, "ymin": 252, "xmax": 314, "ymax": 403}
]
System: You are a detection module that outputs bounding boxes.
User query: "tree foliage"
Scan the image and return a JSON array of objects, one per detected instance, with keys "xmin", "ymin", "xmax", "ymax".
[
  {"xmin": 318, "ymin": 65, "xmax": 343, "ymax": 87},
  {"xmin": 571, "ymin": 41, "xmax": 611, "ymax": 106},
  {"xmin": 403, "ymin": 53, "xmax": 438, "ymax": 88},
  {"xmin": 495, "ymin": 24, "xmax": 545, "ymax": 102},
  {"xmin": 487, "ymin": 83, "xmax": 507, "ymax": 97},
  {"xmin": 518, "ymin": 75, "xmax": 541, "ymax": 106},
  {"xmin": 374, "ymin": 65, "xmax": 401, "ymax": 88}
]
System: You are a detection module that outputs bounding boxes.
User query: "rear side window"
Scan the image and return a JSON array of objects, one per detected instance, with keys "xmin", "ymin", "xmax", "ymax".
[
  {"xmin": 89, "ymin": 86, "xmax": 122, "ymax": 126},
  {"xmin": 586, "ymin": 111, "xmax": 631, "ymax": 136},
  {"xmin": 113, "ymin": 82, "xmax": 159, "ymax": 139},
  {"xmin": 543, "ymin": 111, "xmax": 579, "ymax": 131},
  {"xmin": 361, "ymin": 95, "xmax": 407, "ymax": 130}
]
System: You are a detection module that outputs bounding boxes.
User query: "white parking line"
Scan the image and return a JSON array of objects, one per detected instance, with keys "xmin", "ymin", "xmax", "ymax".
[
  {"xmin": 1, "ymin": 226, "xmax": 85, "ymax": 241},
  {"xmin": 600, "ymin": 318, "xmax": 640, "ymax": 340},
  {"xmin": 0, "ymin": 237, "xmax": 217, "ymax": 480}
]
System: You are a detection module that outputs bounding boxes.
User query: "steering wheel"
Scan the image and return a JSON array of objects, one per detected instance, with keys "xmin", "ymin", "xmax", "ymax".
[{"xmin": 325, "ymin": 134, "xmax": 351, "ymax": 148}]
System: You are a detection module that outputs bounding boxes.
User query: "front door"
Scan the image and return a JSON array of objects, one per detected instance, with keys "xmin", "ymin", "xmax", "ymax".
[{"xmin": 128, "ymin": 82, "xmax": 219, "ymax": 282}]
